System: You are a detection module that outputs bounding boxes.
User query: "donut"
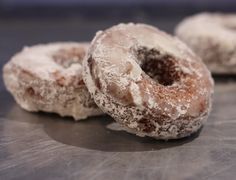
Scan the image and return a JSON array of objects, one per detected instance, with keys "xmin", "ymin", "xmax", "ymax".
[
  {"xmin": 83, "ymin": 23, "xmax": 214, "ymax": 139},
  {"xmin": 175, "ymin": 13, "xmax": 236, "ymax": 74},
  {"xmin": 3, "ymin": 42, "xmax": 103, "ymax": 120}
]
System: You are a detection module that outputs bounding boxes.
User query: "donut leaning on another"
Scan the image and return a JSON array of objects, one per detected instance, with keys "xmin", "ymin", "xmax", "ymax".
[
  {"xmin": 83, "ymin": 23, "xmax": 214, "ymax": 140},
  {"xmin": 3, "ymin": 42, "xmax": 103, "ymax": 120}
]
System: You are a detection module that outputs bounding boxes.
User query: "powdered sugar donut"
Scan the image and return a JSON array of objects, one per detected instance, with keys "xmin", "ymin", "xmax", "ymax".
[
  {"xmin": 175, "ymin": 13, "xmax": 236, "ymax": 74},
  {"xmin": 83, "ymin": 23, "xmax": 214, "ymax": 139},
  {"xmin": 3, "ymin": 42, "xmax": 103, "ymax": 120}
]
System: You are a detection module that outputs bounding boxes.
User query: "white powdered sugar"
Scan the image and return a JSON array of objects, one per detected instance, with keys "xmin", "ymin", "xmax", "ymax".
[
  {"xmin": 3, "ymin": 42, "xmax": 103, "ymax": 120},
  {"xmin": 83, "ymin": 23, "xmax": 214, "ymax": 139},
  {"xmin": 175, "ymin": 13, "xmax": 236, "ymax": 74},
  {"xmin": 130, "ymin": 82, "xmax": 142, "ymax": 106}
]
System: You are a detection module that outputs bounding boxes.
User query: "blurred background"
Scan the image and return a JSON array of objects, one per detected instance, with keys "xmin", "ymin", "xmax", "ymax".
[{"xmin": 0, "ymin": 0, "xmax": 235, "ymax": 88}]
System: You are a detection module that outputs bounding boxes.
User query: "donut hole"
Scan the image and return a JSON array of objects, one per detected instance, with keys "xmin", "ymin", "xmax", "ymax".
[
  {"xmin": 52, "ymin": 47, "xmax": 85, "ymax": 68},
  {"xmin": 136, "ymin": 47, "xmax": 183, "ymax": 86}
]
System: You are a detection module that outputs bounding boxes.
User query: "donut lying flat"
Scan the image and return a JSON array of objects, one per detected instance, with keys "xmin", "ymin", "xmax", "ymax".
[
  {"xmin": 175, "ymin": 13, "xmax": 236, "ymax": 74},
  {"xmin": 83, "ymin": 23, "xmax": 214, "ymax": 139},
  {"xmin": 3, "ymin": 42, "xmax": 103, "ymax": 120}
]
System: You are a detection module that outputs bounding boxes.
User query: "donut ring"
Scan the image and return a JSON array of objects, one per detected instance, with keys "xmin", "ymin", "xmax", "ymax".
[
  {"xmin": 175, "ymin": 13, "xmax": 236, "ymax": 74},
  {"xmin": 3, "ymin": 42, "xmax": 103, "ymax": 120},
  {"xmin": 83, "ymin": 23, "xmax": 214, "ymax": 139}
]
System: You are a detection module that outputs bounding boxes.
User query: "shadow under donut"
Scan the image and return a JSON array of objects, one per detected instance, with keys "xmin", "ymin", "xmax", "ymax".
[
  {"xmin": 3, "ymin": 95, "xmax": 202, "ymax": 152},
  {"xmin": 43, "ymin": 116, "xmax": 202, "ymax": 152}
]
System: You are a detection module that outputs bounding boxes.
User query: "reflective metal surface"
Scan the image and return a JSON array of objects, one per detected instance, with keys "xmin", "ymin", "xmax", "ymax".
[{"xmin": 0, "ymin": 82, "xmax": 236, "ymax": 180}]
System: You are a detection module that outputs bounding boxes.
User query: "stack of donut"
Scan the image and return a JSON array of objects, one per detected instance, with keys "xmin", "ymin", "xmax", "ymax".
[{"xmin": 3, "ymin": 23, "xmax": 214, "ymax": 140}]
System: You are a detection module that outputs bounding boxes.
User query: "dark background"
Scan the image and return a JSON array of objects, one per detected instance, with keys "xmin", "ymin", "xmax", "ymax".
[{"xmin": 0, "ymin": 0, "xmax": 235, "ymax": 89}]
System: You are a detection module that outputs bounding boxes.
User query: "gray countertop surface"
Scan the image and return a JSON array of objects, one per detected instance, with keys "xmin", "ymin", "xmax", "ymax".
[{"xmin": 0, "ymin": 16, "xmax": 236, "ymax": 180}]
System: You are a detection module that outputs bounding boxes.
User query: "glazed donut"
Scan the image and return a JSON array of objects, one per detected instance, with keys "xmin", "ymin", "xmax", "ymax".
[
  {"xmin": 3, "ymin": 42, "xmax": 103, "ymax": 120},
  {"xmin": 175, "ymin": 13, "xmax": 236, "ymax": 74},
  {"xmin": 83, "ymin": 23, "xmax": 214, "ymax": 139}
]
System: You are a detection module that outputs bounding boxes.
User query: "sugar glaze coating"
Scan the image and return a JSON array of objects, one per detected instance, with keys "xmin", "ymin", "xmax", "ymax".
[
  {"xmin": 175, "ymin": 13, "xmax": 236, "ymax": 74},
  {"xmin": 83, "ymin": 23, "xmax": 214, "ymax": 139},
  {"xmin": 3, "ymin": 42, "xmax": 103, "ymax": 120}
]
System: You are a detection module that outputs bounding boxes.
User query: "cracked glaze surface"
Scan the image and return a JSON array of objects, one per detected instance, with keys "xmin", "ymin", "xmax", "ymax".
[{"xmin": 83, "ymin": 23, "xmax": 214, "ymax": 139}]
